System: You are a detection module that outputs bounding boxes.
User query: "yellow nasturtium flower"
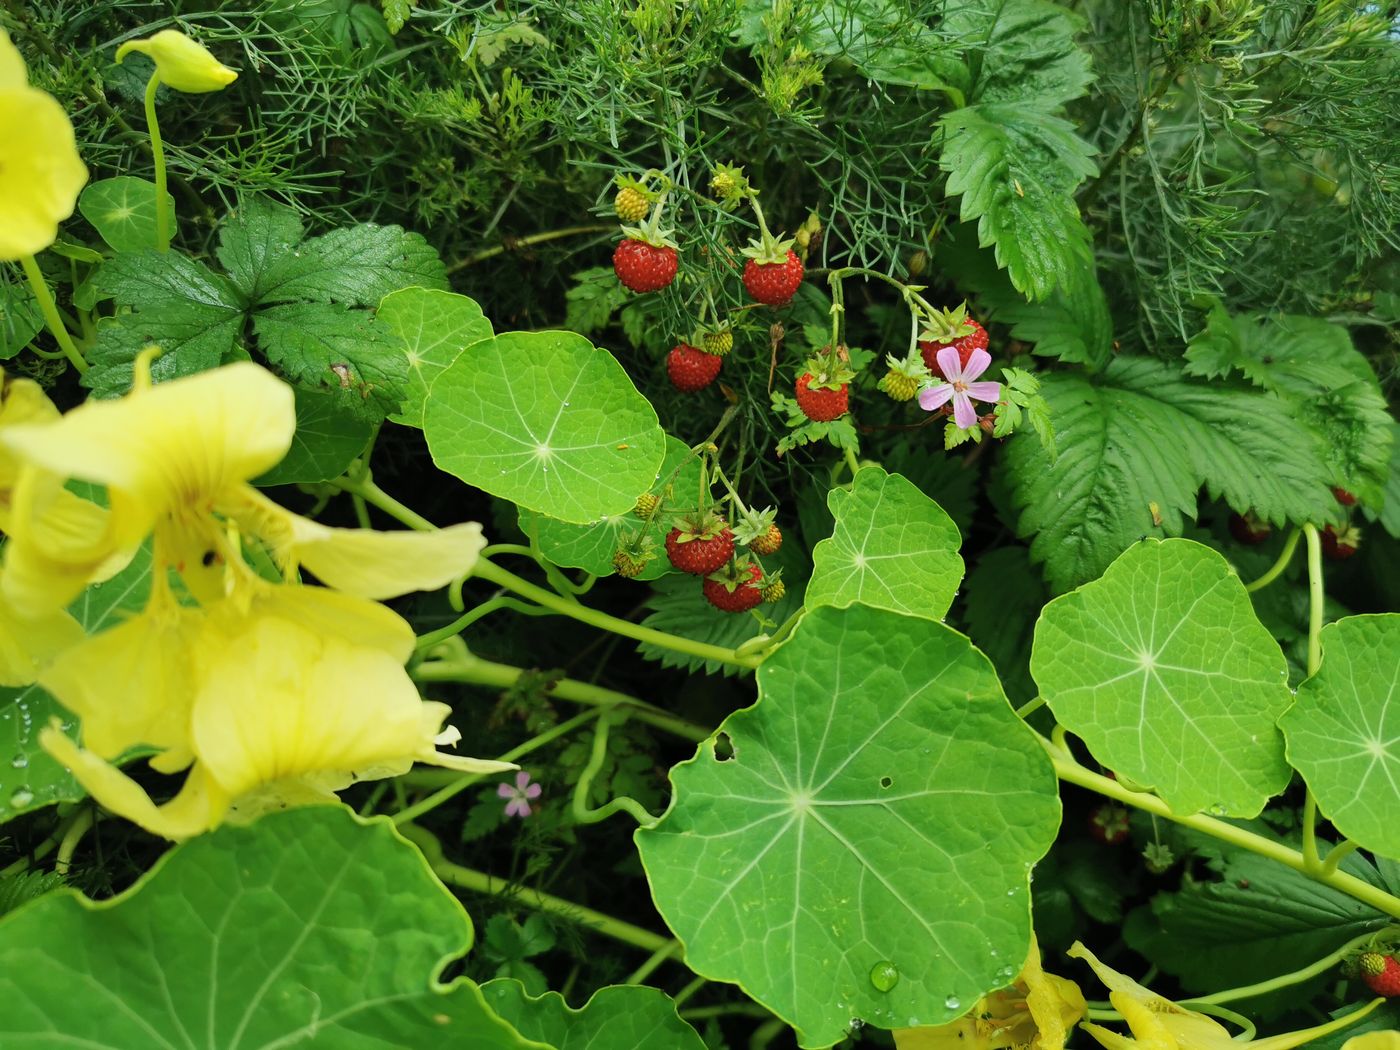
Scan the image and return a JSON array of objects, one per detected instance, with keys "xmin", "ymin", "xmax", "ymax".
[
  {"xmin": 0, "ymin": 29, "xmax": 89, "ymax": 260},
  {"xmin": 895, "ymin": 937, "xmax": 1087, "ymax": 1050},
  {"xmin": 1069, "ymin": 941, "xmax": 1383, "ymax": 1050},
  {"xmin": 115, "ymin": 29, "xmax": 237, "ymax": 93},
  {"xmin": 1343, "ymin": 1034, "xmax": 1400, "ymax": 1050}
]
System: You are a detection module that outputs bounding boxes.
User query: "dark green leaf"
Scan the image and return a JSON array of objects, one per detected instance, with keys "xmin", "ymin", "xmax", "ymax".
[
  {"xmin": 257, "ymin": 222, "xmax": 447, "ymax": 306},
  {"xmin": 483, "ymin": 981, "xmax": 705, "ymax": 1049},
  {"xmin": 253, "ymin": 386, "xmax": 373, "ymax": 486},
  {"xmin": 216, "ymin": 195, "xmax": 306, "ymax": 304}
]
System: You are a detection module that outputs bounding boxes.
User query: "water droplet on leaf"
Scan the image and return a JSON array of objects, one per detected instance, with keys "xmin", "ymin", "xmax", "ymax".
[
  {"xmin": 869, "ymin": 961, "xmax": 899, "ymax": 992},
  {"xmin": 9, "ymin": 786, "xmax": 34, "ymax": 808},
  {"xmin": 11, "ymin": 754, "xmax": 27, "ymax": 769},
  {"xmin": 944, "ymin": 995, "xmax": 961, "ymax": 1011}
]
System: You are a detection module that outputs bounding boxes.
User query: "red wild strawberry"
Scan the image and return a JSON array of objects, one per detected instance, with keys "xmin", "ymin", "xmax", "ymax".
[
  {"xmin": 1332, "ymin": 486, "xmax": 1357, "ymax": 506},
  {"xmin": 1229, "ymin": 512, "xmax": 1272, "ymax": 545},
  {"xmin": 750, "ymin": 523, "xmax": 782, "ymax": 556},
  {"xmin": 665, "ymin": 516, "xmax": 734, "ymax": 575},
  {"xmin": 703, "ymin": 561, "xmax": 764, "ymax": 613},
  {"xmin": 1359, "ymin": 953, "xmax": 1400, "ymax": 997},
  {"xmin": 795, "ymin": 372, "xmax": 849, "ymax": 422},
  {"xmin": 920, "ymin": 319, "xmax": 989, "ymax": 378},
  {"xmin": 667, "ymin": 343, "xmax": 721, "ymax": 392},
  {"xmin": 1321, "ymin": 523, "xmax": 1361, "ymax": 560},
  {"xmin": 1088, "ymin": 804, "xmax": 1130, "ymax": 846},
  {"xmin": 614, "ymin": 239, "xmax": 678, "ymax": 293},
  {"xmin": 743, "ymin": 250, "xmax": 804, "ymax": 306}
]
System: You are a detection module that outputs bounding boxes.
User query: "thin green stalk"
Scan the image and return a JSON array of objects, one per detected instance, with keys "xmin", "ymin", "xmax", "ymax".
[
  {"xmin": 1244, "ymin": 527, "xmax": 1301, "ymax": 592},
  {"xmin": 1320, "ymin": 839, "xmax": 1362, "ymax": 876},
  {"xmin": 672, "ymin": 975, "xmax": 708, "ymax": 1009},
  {"xmin": 1300, "ymin": 522, "xmax": 1325, "ymax": 872},
  {"xmin": 54, "ymin": 808, "xmax": 94, "ymax": 877},
  {"xmin": 571, "ymin": 714, "xmax": 660, "ymax": 828},
  {"xmin": 1015, "ymin": 696, "xmax": 1046, "ymax": 719},
  {"xmin": 624, "ymin": 940, "xmax": 683, "ymax": 984},
  {"xmin": 1045, "ymin": 740, "xmax": 1400, "ymax": 919},
  {"xmin": 414, "ymin": 650, "xmax": 709, "ymax": 742},
  {"xmin": 143, "ymin": 73, "xmax": 170, "ymax": 252},
  {"xmin": 392, "ymin": 709, "xmax": 600, "ymax": 826},
  {"xmin": 401, "ymin": 824, "xmax": 673, "ymax": 954},
  {"xmin": 447, "ymin": 225, "xmax": 614, "ymax": 273},
  {"xmin": 18, "ymin": 255, "xmax": 86, "ymax": 373},
  {"xmin": 413, "ymin": 595, "xmax": 553, "ymax": 652},
  {"xmin": 842, "ymin": 446, "xmax": 860, "ymax": 478},
  {"xmin": 330, "ymin": 475, "xmax": 435, "ymax": 531},
  {"xmin": 1181, "ymin": 930, "xmax": 1380, "ymax": 1008}
]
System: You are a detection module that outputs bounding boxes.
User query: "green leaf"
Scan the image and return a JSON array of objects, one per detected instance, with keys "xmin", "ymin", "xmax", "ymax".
[
  {"xmin": 425, "ymin": 331, "xmax": 666, "ymax": 524},
  {"xmin": 637, "ymin": 605, "xmax": 1061, "ymax": 1047},
  {"xmin": 77, "ymin": 176, "xmax": 176, "ymax": 254},
  {"xmin": 805, "ymin": 465, "xmax": 964, "ymax": 620},
  {"xmin": 945, "ymin": 0, "xmax": 1094, "ymax": 108},
  {"xmin": 0, "ymin": 538, "xmax": 152, "ymax": 823},
  {"xmin": 1363, "ymin": 421, "xmax": 1400, "ymax": 540},
  {"xmin": 255, "ymin": 301, "xmax": 410, "ymax": 420},
  {"xmin": 1185, "ymin": 308, "xmax": 1393, "ymax": 508},
  {"xmin": 257, "ymin": 220, "xmax": 448, "ymax": 306},
  {"xmin": 379, "ymin": 287, "xmax": 493, "ymax": 428},
  {"xmin": 960, "ymin": 546, "xmax": 1047, "ymax": 705},
  {"xmin": 939, "ymin": 102, "xmax": 1097, "ymax": 301},
  {"xmin": 563, "ymin": 267, "xmax": 628, "ymax": 336},
  {"xmin": 799, "ymin": 0, "xmax": 966, "ymax": 95},
  {"xmin": 0, "ymin": 808, "xmax": 546, "ymax": 1048},
  {"xmin": 0, "ymin": 281, "xmax": 42, "ymax": 361},
  {"xmin": 253, "ymin": 386, "xmax": 373, "ymax": 486},
  {"xmin": 482, "ymin": 981, "xmax": 706, "ymax": 1050},
  {"xmin": 216, "ymin": 195, "xmax": 306, "ymax": 304},
  {"xmin": 86, "ymin": 250, "xmax": 245, "ymax": 397},
  {"xmin": 1280, "ymin": 614, "xmax": 1400, "ymax": 860},
  {"xmin": 518, "ymin": 436, "xmax": 702, "ymax": 579},
  {"xmin": 1005, "ymin": 357, "xmax": 1337, "ymax": 592},
  {"xmin": 1032, "ymin": 539, "xmax": 1292, "ymax": 816}
]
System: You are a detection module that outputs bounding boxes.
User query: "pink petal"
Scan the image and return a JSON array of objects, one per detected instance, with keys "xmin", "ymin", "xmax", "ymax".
[
  {"xmin": 936, "ymin": 346, "xmax": 963, "ymax": 381},
  {"xmin": 918, "ymin": 384, "xmax": 954, "ymax": 412},
  {"xmin": 962, "ymin": 348, "xmax": 991, "ymax": 381},
  {"xmin": 505, "ymin": 799, "xmax": 530, "ymax": 818},
  {"xmin": 497, "ymin": 783, "xmax": 516, "ymax": 799},
  {"xmin": 952, "ymin": 391, "xmax": 977, "ymax": 430},
  {"xmin": 966, "ymin": 381, "xmax": 1001, "ymax": 404},
  {"xmin": 515, "ymin": 771, "xmax": 532, "ymax": 790},
  {"xmin": 524, "ymin": 783, "xmax": 542, "ymax": 799}
]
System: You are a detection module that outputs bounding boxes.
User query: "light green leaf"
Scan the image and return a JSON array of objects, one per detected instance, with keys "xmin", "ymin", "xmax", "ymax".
[
  {"xmin": 77, "ymin": 176, "xmax": 177, "ymax": 254},
  {"xmin": 1280, "ymin": 615, "xmax": 1400, "ymax": 860},
  {"xmin": 0, "ymin": 808, "xmax": 547, "ymax": 1048},
  {"xmin": 1032, "ymin": 538, "xmax": 1292, "ymax": 816},
  {"xmin": 1006, "ymin": 356, "xmax": 1337, "ymax": 592},
  {"xmin": 425, "ymin": 331, "xmax": 666, "ymax": 524},
  {"xmin": 254, "ymin": 301, "xmax": 410, "ymax": 421},
  {"xmin": 254, "ymin": 386, "xmax": 372, "ymax": 486},
  {"xmin": 379, "ymin": 287, "xmax": 493, "ymax": 428},
  {"xmin": 637, "ymin": 605, "xmax": 1060, "ymax": 1047},
  {"xmin": 482, "ymin": 981, "xmax": 705, "ymax": 1049},
  {"xmin": 805, "ymin": 466, "xmax": 963, "ymax": 619},
  {"xmin": 518, "ymin": 436, "xmax": 702, "ymax": 579},
  {"xmin": 257, "ymin": 220, "xmax": 448, "ymax": 306},
  {"xmin": 0, "ymin": 537, "xmax": 152, "ymax": 824}
]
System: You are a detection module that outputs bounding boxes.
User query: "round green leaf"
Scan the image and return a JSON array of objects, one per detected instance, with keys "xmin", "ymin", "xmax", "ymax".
[
  {"xmin": 1281, "ymin": 614, "xmax": 1400, "ymax": 859},
  {"xmin": 518, "ymin": 435, "xmax": 702, "ymax": 579},
  {"xmin": 0, "ymin": 807, "xmax": 546, "ymax": 1049},
  {"xmin": 254, "ymin": 386, "xmax": 372, "ymax": 486},
  {"xmin": 1031, "ymin": 538, "xmax": 1292, "ymax": 817},
  {"xmin": 425, "ymin": 331, "xmax": 665, "ymax": 524},
  {"xmin": 637, "ymin": 605, "xmax": 1060, "ymax": 1048},
  {"xmin": 805, "ymin": 465, "xmax": 963, "ymax": 618},
  {"xmin": 78, "ymin": 176, "xmax": 177, "ymax": 254},
  {"xmin": 482, "ymin": 980, "xmax": 706, "ymax": 1049},
  {"xmin": 379, "ymin": 287, "xmax": 493, "ymax": 428}
]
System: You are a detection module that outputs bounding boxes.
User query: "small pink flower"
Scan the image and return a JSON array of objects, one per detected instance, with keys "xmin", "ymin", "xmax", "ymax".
[
  {"xmin": 917, "ymin": 346, "xmax": 1000, "ymax": 429},
  {"xmin": 498, "ymin": 770, "xmax": 542, "ymax": 818}
]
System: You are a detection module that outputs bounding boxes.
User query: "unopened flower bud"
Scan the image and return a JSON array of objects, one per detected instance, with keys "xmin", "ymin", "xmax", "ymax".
[{"xmin": 117, "ymin": 29, "xmax": 238, "ymax": 93}]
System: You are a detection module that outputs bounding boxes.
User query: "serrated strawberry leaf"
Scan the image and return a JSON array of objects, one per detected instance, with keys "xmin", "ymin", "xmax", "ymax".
[
  {"xmin": 216, "ymin": 195, "xmax": 306, "ymax": 303},
  {"xmin": 945, "ymin": 0, "xmax": 1094, "ymax": 108},
  {"xmin": 256, "ymin": 219, "xmax": 448, "ymax": 306}
]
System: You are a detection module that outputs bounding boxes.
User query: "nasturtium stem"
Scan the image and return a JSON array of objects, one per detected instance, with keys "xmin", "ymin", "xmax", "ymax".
[
  {"xmin": 54, "ymin": 808, "xmax": 94, "ymax": 877},
  {"xmin": 142, "ymin": 73, "xmax": 171, "ymax": 252},
  {"xmin": 1015, "ymin": 696, "xmax": 1047, "ymax": 719},
  {"xmin": 1300, "ymin": 522, "xmax": 1326, "ymax": 872},
  {"xmin": 18, "ymin": 255, "xmax": 87, "ymax": 374},
  {"xmin": 571, "ymin": 713, "xmax": 660, "ymax": 828},
  {"xmin": 624, "ymin": 940, "xmax": 683, "ymax": 985},
  {"xmin": 400, "ymin": 824, "xmax": 674, "ymax": 954},
  {"xmin": 329, "ymin": 475, "xmax": 436, "ymax": 531},
  {"xmin": 413, "ymin": 594, "xmax": 552, "ymax": 652},
  {"xmin": 842, "ymin": 446, "xmax": 860, "ymax": 478},
  {"xmin": 1045, "ymin": 740, "xmax": 1400, "ymax": 919},
  {"xmin": 1320, "ymin": 838, "xmax": 1362, "ymax": 876},
  {"xmin": 1244, "ymin": 527, "xmax": 1301, "ymax": 592}
]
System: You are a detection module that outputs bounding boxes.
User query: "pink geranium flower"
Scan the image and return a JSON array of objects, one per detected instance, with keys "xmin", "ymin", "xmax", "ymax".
[
  {"xmin": 917, "ymin": 346, "xmax": 1001, "ymax": 429},
  {"xmin": 498, "ymin": 770, "xmax": 542, "ymax": 818}
]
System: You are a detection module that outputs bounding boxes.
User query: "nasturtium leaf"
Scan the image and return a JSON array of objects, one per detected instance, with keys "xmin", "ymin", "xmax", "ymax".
[
  {"xmin": 806, "ymin": 465, "xmax": 963, "ymax": 619},
  {"xmin": 78, "ymin": 176, "xmax": 177, "ymax": 254},
  {"xmin": 254, "ymin": 386, "xmax": 372, "ymax": 486},
  {"xmin": 1032, "ymin": 538, "xmax": 1292, "ymax": 817},
  {"xmin": 518, "ymin": 436, "xmax": 702, "ymax": 580},
  {"xmin": 379, "ymin": 286, "xmax": 493, "ymax": 428},
  {"xmin": 0, "ymin": 808, "xmax": 546, "ymax": 1049},
  {"xmin": 425, "ymin": 331, "xmax": 666, "ymax": 524},
  {"xmin": 1280, "ymin": 615, "xmax": 1400, "ymax": 860},
  {"xmin": 637, "ymin": 605, "xmax": 1061, "ymax": 1048},
  {"xmin": 482, "ymin": 980, "xmax": 705, "ymax": 1049}
]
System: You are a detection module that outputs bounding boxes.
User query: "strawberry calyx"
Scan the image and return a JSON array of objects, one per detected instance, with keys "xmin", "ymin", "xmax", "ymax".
[
  {"xmin": 732, "ymin": 505, "xmax": 778, "ymax": 547},
  {"xmin": 740, "ymin": 196, "xmax": 797, "ymax": 264},
  {"xmin": 705, "ymin": 556, "xmax": 762, "ymax": 594},
  {"xmin": 918, "ymin": 302, "xmax": 977, "ymax": 346},
  {"xmin": 619, "ymin": 197, "xmax": 678, "ymax": 250},
  {"xmin": 802, "ymin": 352, "xmax": 855, "ymax": 391},
  {"xmin": 669, "ymin": 507, "xmax": 730, "ymax": 544},
  {"xmin": 709, "ymin": 162, "xmax": 752, "ymax": 210}
]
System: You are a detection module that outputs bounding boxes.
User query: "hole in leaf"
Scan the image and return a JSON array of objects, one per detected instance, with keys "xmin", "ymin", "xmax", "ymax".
[
  {"xmin": 713, "ymin": 732, "xmax": 734, "ymax": 762},
  {"xmin": 879, "ymin": 775, "xmax": 893, "ymax": 789}
]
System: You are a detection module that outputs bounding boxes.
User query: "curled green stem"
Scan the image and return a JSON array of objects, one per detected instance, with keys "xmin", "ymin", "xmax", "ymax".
[
  {"xmin": 571, "ymin": 713, "xmax": 660, "ymax": 828},
  {"xmin": 1243, "ymin": 527, "xmax": 1300, "ymax": 592}
]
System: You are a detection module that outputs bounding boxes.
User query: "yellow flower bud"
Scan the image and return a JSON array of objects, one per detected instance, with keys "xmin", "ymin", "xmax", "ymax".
[
  {"xmin": 116, "ymin": 29, "xmax": 237, "ymax": 93},
  {"xmin": 0, "ymin": 30, "xmax": 89, "ymax": 260}
]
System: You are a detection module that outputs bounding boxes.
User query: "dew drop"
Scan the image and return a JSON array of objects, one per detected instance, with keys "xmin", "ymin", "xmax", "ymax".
[
  {"xmin": 9, "ymin": 786, "xmax": 34, "ymax": 808},
  {"xmin": 995, "ymin": 964, "xmax": 1015, "ymax": 983},
  {"xmin": 944, "ymin": 994, "xmax": 962, "ymax": 1011},
  {"xmin": 869, "ymin": 961, "xmax": 899, "ymax": 992},
  {"xmin": 11, "ymin": 754, "xmax": 27, "ymax": 769}
]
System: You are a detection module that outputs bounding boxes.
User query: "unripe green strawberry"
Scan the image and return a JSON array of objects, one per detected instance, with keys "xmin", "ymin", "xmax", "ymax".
[
  {"xmin": 761, "ymin": 577, "xmax": 786, "ymax": 603},
  {"xmin": 750, "ymin": 523, "xmax": 782, "ymax": 556},
  {"xmin": 614, "ymin": 185, "xmax": 649, "ymax": 223},
  {"xmin": 879, "ymin": 368, "xmax": 919, "ymax": 402},
  {"xmin": 612, "ymin": 547, "xmax": 648, "ymax": 578},
  {"xmin": 702, "ymin": 327, "xmax": 733, "ymax": 357},
  {"xmin": 633, "ymin": 492, "xmax": 661, "ymax": 519}
]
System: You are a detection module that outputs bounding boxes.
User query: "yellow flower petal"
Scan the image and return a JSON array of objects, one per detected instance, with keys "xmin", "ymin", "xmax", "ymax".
[
  {"xmin": 1022, "ymin": 938, "xmax": 1087, "ymax": 1050},
  {"xmin": 230, "ymin": 488, "xmax": 486, "ymax": 599},
  {"xmin": 1344, "ymin": 1033, "xmax": 1400, "ymax": 1050},
  {"xmin": 1, "ymin": 474, "xmax": 125, "ymax": 614},
  {"xmin": 0, "ymin": 86, "xmax": 89, "ymax": 261},
  {"xmin": 0, "ymin": 28, "xmax": 28, "ymax": 90},
  {"xmin": 115, "ymin": 29, "xmax": 238, "ymax": 93},
  {"xmin": 0, "ymin": 589, "xmax": 83, "ymax": 686},
  {"xmin": 237, "ymin": 582, "xmax": 418, "ymax": 663},
  {"xmin": 894, "ymin": 1018, "xmax": 984, "ymax": 1050},
  {"xmin": 0, "ymin": 372, "xmax": 60, "ymax": 500},
  {"xmin": 40, "ymin": 721, "xmax": 229, "ymax": 840},
  {"xmin": 1, "ymin": 362, "xmax": 294, "ymax": 549}
]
